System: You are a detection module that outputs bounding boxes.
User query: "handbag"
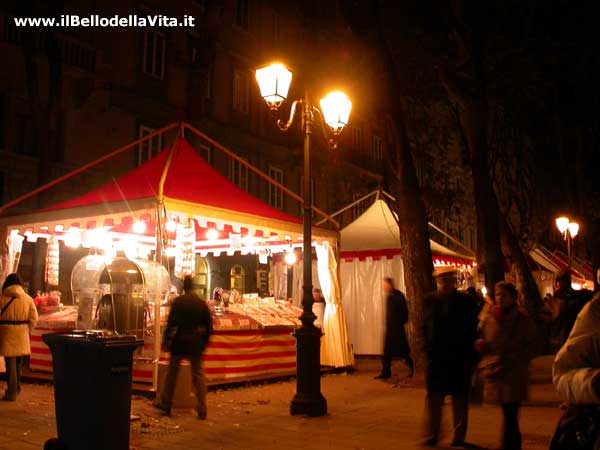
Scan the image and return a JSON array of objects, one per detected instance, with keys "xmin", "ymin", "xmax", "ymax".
[
  {"xmin": 478, "ymin": 355, "xmax": 504, "ymax": 381},
  {"xmin": 550, "ymin": 405, "xmax": 600, "ymax": 450}
]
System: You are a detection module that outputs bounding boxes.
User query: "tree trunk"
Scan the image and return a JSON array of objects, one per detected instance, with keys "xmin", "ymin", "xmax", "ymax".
[
  {"xmin": 439, "ymin": 68, "xmax": 505, "ymax": 290},
  {"xmin": 338, "ymin": 0, "xmax": 436, "ymax": 363},
  {"xmin": 386, "ymin": 110, "xmax": 436, "ymax": 364}
]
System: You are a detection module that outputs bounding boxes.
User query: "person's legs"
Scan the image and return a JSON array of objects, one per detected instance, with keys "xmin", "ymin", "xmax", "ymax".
[
  {"xmin": 4, "ymin": 357, "xmax": 18, "ymax": 400},
  {"xmin": 405, "ymin": 356, "xmax": 414, "ymax": 377},
  {"xmin": 501, "ymin": 402, "xmax": 522, "ymax": 450},
  {"xmin": 157, "ymin": 355, "xmax": 182, "ymax": 413},
  {"xmin": 375, "ymin": 348, "xmax": 392, "ymax": 379},
  {"xmin": 424, "ymin": 390, "xmax": 444, "ymax": 445},
  {"xmin": 190, "ymin": 355, "xmax": 207, "ymax": 419},
  {"xmin": 451, "ymin": 392, "xmax": 469, "ymax": 445},
  {"xmin": 15, "ymin": 356, "xmax": 22, "ymax": 393}
]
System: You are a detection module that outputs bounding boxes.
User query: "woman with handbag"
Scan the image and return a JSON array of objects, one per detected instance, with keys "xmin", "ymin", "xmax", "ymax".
[{"xmin": 476, "ymin": 282, "xmax": 538, "ymax": 450}]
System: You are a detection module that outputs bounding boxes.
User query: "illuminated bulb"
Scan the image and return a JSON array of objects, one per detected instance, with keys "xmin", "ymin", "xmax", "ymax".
[
  {"xmin": 64, "ymin": 228, "xmax": 81, "ymax": 248},
  {"xmin": 284, "ymin": 251, "xmax": 297, "ymax": 265},
  {"xmin": 133, "ymin": 220, "xmax": 146, "ymax": 234},
  {"xmin": 481, "ymin": 287, "xmax": 488, "ymax": 297},
  {"xmin": 166, "ymin": 220, "xmax": 177, "ymax": 232},
  {"xmin": 555, "ymin": 217, "xmax": 569, "ymax": 234},
  {"xmin": 243, "ymin": 234, "xmax": 257, "ymax": 247},
  {"xmin": 206, "ymin": 229, "xmax": 219, "ymax": 241},
  {"xmin": 568, "ymin": 222, "xmax": 579, "ymax": 238}
]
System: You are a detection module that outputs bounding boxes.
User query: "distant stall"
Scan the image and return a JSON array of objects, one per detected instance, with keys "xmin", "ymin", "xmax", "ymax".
[{"xmin": 333, "ymin": 193, "xmax": 475, "ymax": 355}]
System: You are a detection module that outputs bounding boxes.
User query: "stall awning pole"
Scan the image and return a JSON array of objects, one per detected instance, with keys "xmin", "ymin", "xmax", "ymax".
[{"xmin": 152, "ymin": 129, "xmax": 180, "ymax": 391}]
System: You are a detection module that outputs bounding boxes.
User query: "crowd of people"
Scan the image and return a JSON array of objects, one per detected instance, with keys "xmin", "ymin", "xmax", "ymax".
[{"xmin": 376, "ymin": 267, "xmax": 599, "ymax": 450}]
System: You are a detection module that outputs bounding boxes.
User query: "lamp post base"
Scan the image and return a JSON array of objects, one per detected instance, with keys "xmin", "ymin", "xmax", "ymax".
[
  {"xmin": 290, "ymin": 323, "xmax": 327, "ymax": 417},
  {"xmin": 290, "ymin": 392, "xmax": 327, "ymax": 417}
]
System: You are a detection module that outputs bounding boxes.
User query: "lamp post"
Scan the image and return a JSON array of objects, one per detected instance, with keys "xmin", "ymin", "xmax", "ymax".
[
  {"xmin": 255, "ymin": 63, "xmax": 352, "ymax": 417},
  {"xmin": 555, "ymin": 216, "xmax": 579, "ymax": 267}
]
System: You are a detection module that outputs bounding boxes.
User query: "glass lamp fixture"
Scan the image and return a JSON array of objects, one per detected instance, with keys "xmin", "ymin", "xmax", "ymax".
[
  {"xmin": 568, "ymin": 222, "xmax": 579, "ymax": 238},
  {"xmin": 255, "ymin": 63, "xmax": 292, "ymax": 110},
  {"xmin": 320, "ymin": 91, "xmax": 352, "ymax": 134},
  {"xmin": 555, "ymin": 217, "xmax": 569, "ymax": 234}
]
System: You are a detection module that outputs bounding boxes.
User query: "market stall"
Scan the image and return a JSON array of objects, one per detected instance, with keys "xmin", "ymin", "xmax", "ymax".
[
  {"xmin": 337, "ymin": 196, "xmax": 475, "ymax": 355},
  {"xmin": 1, "ymin": 129, "xmax": 354, "ymax": 386}
]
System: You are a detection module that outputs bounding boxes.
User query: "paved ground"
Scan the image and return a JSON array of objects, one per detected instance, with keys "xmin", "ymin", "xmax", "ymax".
[{"xmin": 0, "ymin": 360, "xmax": 562, "ymax": 450}]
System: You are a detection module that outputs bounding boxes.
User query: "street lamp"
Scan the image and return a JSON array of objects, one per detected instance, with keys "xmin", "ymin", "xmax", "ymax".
[
  {"xmin": 555, "ymin": 216, "xmax": 579, "ymax": 267},
  {"xmin": 255, "ymin": 62, "xmax": 352, "ymax": 417}
]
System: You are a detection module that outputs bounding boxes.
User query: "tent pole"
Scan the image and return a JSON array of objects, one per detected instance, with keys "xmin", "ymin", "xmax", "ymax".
[
  {"xmin": 153, "ymin": 137, "xmax": 179, "ymax": 391},
  {"xmin": 0, "ymin": 123, "xmax": 179, "ymax": 217},
  {"xmin": 182, "ymin": 123, "xmax": 339, "ymax": 229},
  {"xmin": 316, "ymin": 190, "xmax": 379, "ymax": 225},
  {"xmin": 427, "ymin": 221, "xmax": 476, "ymax": 256}
]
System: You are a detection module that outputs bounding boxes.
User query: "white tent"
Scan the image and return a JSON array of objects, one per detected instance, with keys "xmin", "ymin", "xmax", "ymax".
[{"xmin": 339, "ymin": 198, "xmax": 474, "ymax": 355}]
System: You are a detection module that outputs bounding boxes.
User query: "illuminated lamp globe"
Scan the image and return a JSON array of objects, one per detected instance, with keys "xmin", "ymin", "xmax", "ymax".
[
  {"xmin": 284, "ymin": 251, "xmax": 297, "ymax": 265},
  {"xmin": 255, "ymin": 63, "xmax": 292, "ymax": 110},
  {"xmin": 320, "ymin": 91, "xmax": 352, "ymax": 134},
  {"xmin": 166, "ymin": 220, "xmax": 177, "ymax": 233},
  {"xmin": 133, "ymin": 220, "xmax": 146, "ymax": 234},
  {"xmin": 568, "ymin": 222, "xmax": 579, "ymax": 238},
  {"xmin": 206, "ymin": 229, "xmax": 219, "ymax": 241},
  {"xmin": 555, "ymin": 217, "xmax": 569, "ymax": 234}
]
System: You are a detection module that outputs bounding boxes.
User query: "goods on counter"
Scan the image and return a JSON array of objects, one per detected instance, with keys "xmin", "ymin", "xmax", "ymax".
[
  {"xmin": 33, "ymin": 290, "xmax": 63, "ymax": 315},
  {"xmin": 228, "ymin": 299, "xmax": 301, "ymax": 328}
]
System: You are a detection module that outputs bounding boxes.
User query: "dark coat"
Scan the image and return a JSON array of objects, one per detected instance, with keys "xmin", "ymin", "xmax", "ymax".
[
  {"xmin": 383, "ymin": 289, "xmax": 411, "ymax": 358},
  {"xmin": 166, "ymin": 292, "xmax": 212, "ymax": 357},
  {"xmin": 422, "ymin": 289, "xmax": 479, "ymax": 395},
  {"xmin": 479, "ymin": 305, "xmax": 538, "ymax": 403}
]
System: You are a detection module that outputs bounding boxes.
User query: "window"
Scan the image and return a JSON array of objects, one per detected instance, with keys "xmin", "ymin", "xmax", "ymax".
[
  {"xmin": 353, "ymin": 126, "xmax": 363, "ymax": 150},
  {"xmin": 372, "ymin": 135, "xmax": 384, "ymax": 160},
  {"xmin": 235, "ymin": 0, "xmax": 249, "ymax": 29},
  {"xmin": 14, "ymin": 99, "xmax": 36, "ymax": 156},
  {"xmin": 268, "ymin": 166, "xmax": 284, "ymax": 210},
  {"xmin": 229, "ymin": 157, "xmax": 249, "ymax": 191},
  {"xmin": 142, "ymin": 28, "xmax": 165, "ymax": 79},
  {"xmin": 300, "ymin": 176, "xmax": 315, "ymax": 216},
  {"xmin": 197, "ymin": 142, "xmax": 212, "ymax": 164},
  {"xmin": 0, "ymin": 93, "xmax": 7, "ymax": 149},
  {"xmin": 137, "ymin": 125, "xmax": 163, "ymax": 166},
  {"xmin": 232, "ymin": 69, "xmax": 250, "ymax": 113},
  {"xmin": 352, "ymin": 192, "xmax": 368, "ymax": 220}
]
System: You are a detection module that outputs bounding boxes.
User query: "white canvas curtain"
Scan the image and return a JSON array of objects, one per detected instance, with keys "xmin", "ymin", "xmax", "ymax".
[
  {"xmin": 340, "ymin": 255, "xmax": 405, "ymax": 355},
  {"xmin": 316, "ymin": 241, "xmax": 354, "ymax": 367},
  {"xmin": 290, "ymin": 259, "xmax": 320, "ymax": 307}
]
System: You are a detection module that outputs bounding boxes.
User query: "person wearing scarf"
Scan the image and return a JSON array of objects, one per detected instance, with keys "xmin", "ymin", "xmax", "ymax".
[{"xmin": 476, "ymin": 281, "xmax": 538, "ymax": 450}]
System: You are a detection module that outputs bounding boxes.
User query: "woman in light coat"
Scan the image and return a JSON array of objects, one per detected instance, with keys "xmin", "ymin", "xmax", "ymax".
[
  {"xmin": 0, "ymin": 273, "xmax": 38, "ymax": 401},
  {"xmin": 551, "ymin": 292, "xmax": 600, "ymax": 449},
  {"xmin": 476, "ymin": 282, "xmax": 538, "ymax": 450}
]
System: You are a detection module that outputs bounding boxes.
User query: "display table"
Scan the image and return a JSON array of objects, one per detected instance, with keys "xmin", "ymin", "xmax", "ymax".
[{"xmin": 29, "ymin": 303, "xmax": 299, "ymax": 384}]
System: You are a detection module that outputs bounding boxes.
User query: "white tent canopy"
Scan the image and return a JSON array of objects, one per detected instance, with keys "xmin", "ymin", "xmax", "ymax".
[
  {"xmin": 339, "ymin": 198, "xmax": 474, "ymax": 355},
  {"xmin": 341, "ymin": 199, "xmax": 473, "ymax": 260}
]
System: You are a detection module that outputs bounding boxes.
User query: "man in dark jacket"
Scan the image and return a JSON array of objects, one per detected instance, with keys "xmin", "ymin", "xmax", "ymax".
[
  {"xmin": 153, "ymin": 276, "xmax": 212, "ymax": 418},
  {"xmin": 375, "ymin": 277, "xmax": 414, "ymax": 380},
  {"xmin": 421, "ymin": 268, "xmax": 479, "ymax": 447}
]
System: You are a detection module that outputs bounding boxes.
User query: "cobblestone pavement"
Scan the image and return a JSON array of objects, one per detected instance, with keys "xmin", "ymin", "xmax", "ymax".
[{"xmin": 0, "ymin": 362, "xmax": 562, "ymax": 450}]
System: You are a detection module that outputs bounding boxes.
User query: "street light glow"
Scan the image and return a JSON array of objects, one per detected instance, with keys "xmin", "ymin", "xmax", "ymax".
[
  {"xmin": 319, "ymin": 91, "xmax": 352, "ymax": 134},
  {"xmin": 555, "ymin": 217, "xmax": 569, "ymax": 234},
  {"xmin": 255, "ymin": 63, "xmax": 292, "ymax": 110},
  {"xmin": 568, "ymin": 222, "xmax": 579, "ymax": 238}
]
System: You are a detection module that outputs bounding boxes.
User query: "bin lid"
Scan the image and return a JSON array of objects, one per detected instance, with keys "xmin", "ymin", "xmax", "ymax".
[{"xmin": 42, "ymin": 330, "xmax": 143, "ymax": 348}]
